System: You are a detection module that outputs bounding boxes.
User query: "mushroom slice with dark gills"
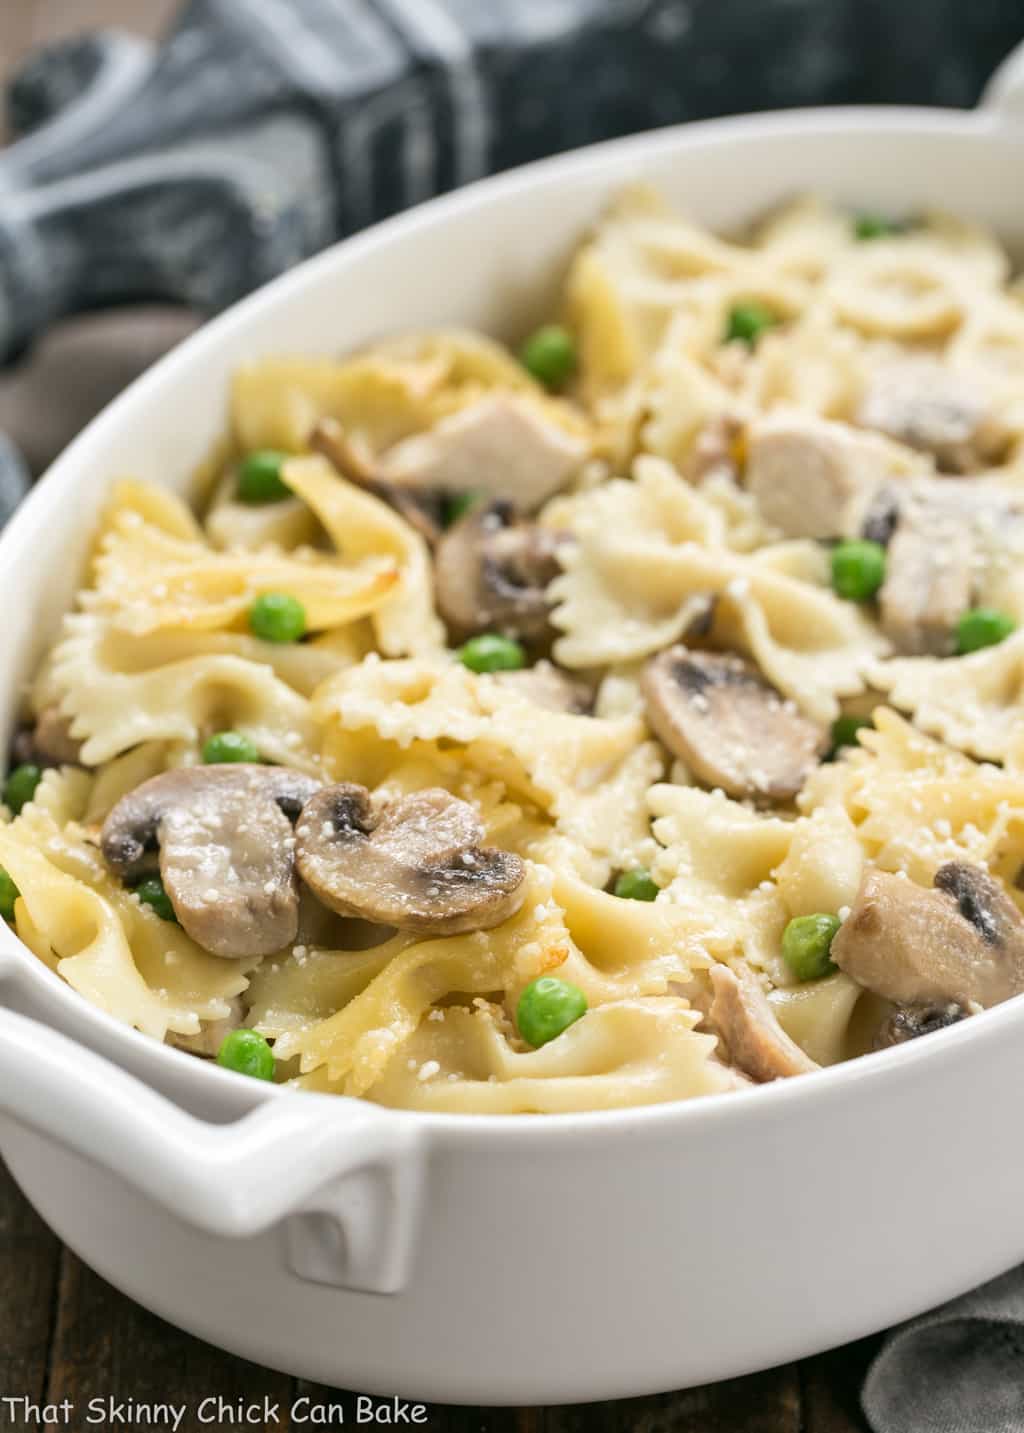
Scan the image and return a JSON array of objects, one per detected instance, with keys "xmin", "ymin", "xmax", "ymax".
[
  {"xmin": 641, "ymin": 647, "xmax": 826, "ymax": 803},
  {"xmin": 294, "ymin": 784, "xmax": 526, "ymax": 935},
  {"xmin": 101, "ymin": 765, "xmax": 321, "ymax": 958},
  {"xmin": 494, "ymin": 660, "xmax": 592, "ymax": 714},
  {"xmin": 831, "ymin": 861, "xmax": 1024, "ymax": 1010},
  {"xmin": 11, "ymin": 706, "xmax": 84, "ymax": 769},
  {"xmin": 434, "ymin": 500, "xmax": 568, "ymax": 644},
  {"xmin": 707, "ymin": 963, "xmax": 820, "ymax": 1082},
  {"xmin": 873, "ymin": 1000, "xmax": 969, "ymax": 1051}
]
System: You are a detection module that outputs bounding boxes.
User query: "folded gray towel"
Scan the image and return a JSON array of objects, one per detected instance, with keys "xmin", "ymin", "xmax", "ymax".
[{"xmin": 864, "ymin": 1266, "xmax": 1024, "ymax": 1432}]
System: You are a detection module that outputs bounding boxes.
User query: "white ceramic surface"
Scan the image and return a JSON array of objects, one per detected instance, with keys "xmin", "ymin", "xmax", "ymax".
[{"xmin": 2, "ymin": 48, "xmax": 1024, "ymax": 1406}]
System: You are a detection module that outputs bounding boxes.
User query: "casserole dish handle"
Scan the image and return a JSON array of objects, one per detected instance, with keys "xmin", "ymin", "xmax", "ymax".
[
  {"xmin": 981, "ymin": 39, "xmax": 1024, "ymax": 122},
  {"xmin": 0, "ymin": 1006, "xmax": 425, "ymax": 1295}
]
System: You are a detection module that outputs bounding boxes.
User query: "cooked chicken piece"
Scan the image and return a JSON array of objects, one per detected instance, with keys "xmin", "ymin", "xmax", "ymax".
[
  {"xmin": 167, "ymin": 999, "xmax": 244, "ymax": 1058},
  {"xmin": 877, "ymin": 481, "xmax": 1019, "ymax": 655},
  {"xmin": 832, "ymin": 862, "xmax": 1024, "ymax": 1009},
  {"xmin": 879, "ymin": 490, "xmax": 976, "ymax": 656},
  {"xmin": 856, "ymin": 361, "xmax": 1008, "ymax": 473},
  {"xmin": 295, "ymin": 784, "xmax": 526, "ymax": 936},
  {"xmin": 641, "ymin": 646, "xmax": 826, "ymax": 803},
  {"xmin": 101, "ymin": 766, "xmax": 321, "ymax": 958},
  {"xmin": 744, "ymin": 413, "xmax": 906, "ymax": 539},
  {"xmin": 707, "ymin": 963, "xmax": 820, "ymax": 1082},
  {"xmin": 873, "ymin": 1000, "xmax": 969, "ymax": 1051},
  {"xmin": 380, "ymin": 395, "xmax": 586, "ymax": 513},
  {"xmin": 434, "ymin": 500, "xmax": 568, "ymax": 644}
]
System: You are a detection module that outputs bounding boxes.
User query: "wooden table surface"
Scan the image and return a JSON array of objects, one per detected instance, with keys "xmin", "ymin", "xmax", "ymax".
[{"xmin": 0, "ymin": 4, "xmax": 879, "ymax": 1428}]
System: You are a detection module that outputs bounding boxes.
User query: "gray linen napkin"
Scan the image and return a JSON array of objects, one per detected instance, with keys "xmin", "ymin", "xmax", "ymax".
[{"xmin": 864, "ymin": 1266, "xmax": 1024, "ymax": 1432}]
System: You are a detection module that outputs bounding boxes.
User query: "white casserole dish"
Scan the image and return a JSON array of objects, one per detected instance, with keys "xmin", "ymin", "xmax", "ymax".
[{"xmin": 3, "ymin": 43, "xmax": 1024, "ymax": 1407}]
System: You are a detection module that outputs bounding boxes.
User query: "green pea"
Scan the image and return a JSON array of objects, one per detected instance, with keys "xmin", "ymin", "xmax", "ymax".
[
  {"xmin": 853, "ymin": 212, "xmax": 903, "ymax": 241},
  {"xmin": 519, "ymin": 324, "xmax": 577, "ymax": 389},
  {"xmin": 236, "ymin": 450, "xmax": 291, "ymax": 503},
  {"xmin": 831, "ymin": 539, "xmax": 886, "ymax": 602},
  {"xmin": 725, "ymin": 302, "xmax": 778, "ymax": 346},
  {"xmin": 830, "ymin": 715, "xmax": 872, "ymax": 755},
  {"xmin": 202, "ymin": 730, "xmax": 260, "ymax": 765},
  {"xmin": 517, "ymin": 976, "xmax": 587, "ymax": 1048},
  {"xmin": 442, "ymin": 491, "xmax": 483, "ymax": 527},
  {"xmin": 613, "ymin": 868, "xmax": 659, "ymax": 901},
  {"xmin": 133, "ymin": 876, "xmax": 178, "ymax": 924},
  {"xmin": 457, "ymin": 633, "xmax": 526, "ymax": 674},
  {"xmin": 0, "ymin": 869, "xmax": 19, "ymax": 922},
  {"xmin": 248, "ymin": 591, "xmax": 306, "ymax": 643},
  {"xmin": 217, "ymin": 1029, "xmax": 276, "ymax": 1082},
  {"xmin": 955, "ymin": 607, "xmax": 1016, "ymax": 655},
  {"xmin": 4, "ymin": 763, "xmax": 41, "ymax": 815},
  {"xmin": 781, "ymin": 913, "xmax": 841, "ymax": 982}
]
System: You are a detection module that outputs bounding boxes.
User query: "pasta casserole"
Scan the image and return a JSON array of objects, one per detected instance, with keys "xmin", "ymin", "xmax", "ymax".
[{"xmin": 7, "ymin": 187, "xmax": 1024, "ymax": 1112}]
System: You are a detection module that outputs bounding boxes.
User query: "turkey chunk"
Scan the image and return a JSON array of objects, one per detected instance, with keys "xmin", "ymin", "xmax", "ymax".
[
  {"xmin": 745, "ymin": 413, "xmax": 913, "ymax": 540},
  {"xmin": 381, "ymin": 395, "xmax": 586, "ymax": 512}
]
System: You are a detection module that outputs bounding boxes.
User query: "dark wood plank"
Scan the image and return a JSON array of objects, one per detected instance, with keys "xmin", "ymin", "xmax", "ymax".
[
  {"xmin": 0, "ymin": 1158, "xmax": 61, "ymax": 1403},
  {"xmin": 45, "ymin": 1250, "xmax": 296, "ymax": 1433},
  {"xmin": 800, "ymin": 1338, "xmax": 881, "ymax": 1433}
]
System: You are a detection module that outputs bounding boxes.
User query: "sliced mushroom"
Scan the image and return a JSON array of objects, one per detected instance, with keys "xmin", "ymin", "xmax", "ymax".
[
  {"xmin": 167, "ymin": 999, "xmax": 244, "ymax": 1058},
  {"xmin": 312, "ymin": 417, "xmax": 443, "ymax": 544},
  {"xmin": 294, "ymin": 784, "xmax": 526, "ymax": 935},
  {"xmin": 101, "ymin": 765, "xmax": 321, "ymax": 958},
  {"xmin": 831, "ymin": 861, "xmax": 1024, "ymax": 1009},
  {"xmin": 434, "ymin": 500, "xmax": 567, "ymax": 643},
  {"xmin": 873, "ymin": 1000, "xmax": 969, "ymax": 1051},
  {"xmin": 641, "ymin": 646, "xmax": 826, "ymax": 803},
  {"xmin": 494, "ymin": 660, "xmax": 591, "ymax": 713},
  {"xmin": 11, "ymin": 706, "xmax": 84, "ymax": 768},
  {"xmin": 856, "ymin": 360, "xmax": 1008, "ymax": 473},
  {"xmin": 706, "ymin": 963, "xmax": 820, "ymax": 1082},
  {"xmin": 877, "ymin": 481, "xmax": 1019, "ymax": 655},
  {"xmin": 380, "ymin": 394, "xmax": 586, "ymax": 513},
  {"xmin": 744, "ymin": 413, "xmax": 900, "ymax": 540}
]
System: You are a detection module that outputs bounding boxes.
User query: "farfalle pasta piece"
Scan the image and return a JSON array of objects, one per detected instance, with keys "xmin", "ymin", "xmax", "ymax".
[
  {"xmin": 549, "ymin": 457, "xmax": 885, "ymax": 722},
  {"xmin": 278, "ymin": 865, "xmax": 720, "ymax": 1110},
  {"xmin": 92, "ymin": 499, "xmax": 398, "ymax": 637},
  {"xmin": 868, "ymin": 629, "xmax": 1024, "ymax": 763},
  {"xmin": 351, "ymin": 999, "xmax": 736, "ymax": 1113},
  {"xmin": 802, "ymin": 708, "xmax": 1024, "ymax": 899},
  {"xmin": 46, "ymin": 612, "xmax": 321, "ymax": 769},
  {"xmin": 649, "ymin": 783, "xmax": 864, "ymax": 983},
  {"xmin": 313, "ymin": 654, "xmax": 660, "ymax": 879},
  {"xmin": 282, "ymin": 456, "xmax": 443, "ymax": 654}
]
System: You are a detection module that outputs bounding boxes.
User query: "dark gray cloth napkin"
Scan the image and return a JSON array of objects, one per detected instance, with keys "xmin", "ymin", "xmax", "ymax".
[
  {"xmin": 863, "ymin": 1266, "xmax": 1024, "ymax": 1432},
  {"xmin": 4, "ymin": 1, "xmax": 1024, "ymax": 1425}
]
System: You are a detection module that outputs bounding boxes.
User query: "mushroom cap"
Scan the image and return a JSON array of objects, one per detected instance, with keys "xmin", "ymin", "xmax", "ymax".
[
  {"xmin": 873, "ymin": 1001, "xmax": 968, "ymax": 1051},
  {"xmin": 101, "ymin": 764, "xmax": 321, "ymax": 959},
  {"xmin": 434, "ymin": 501, "xmax": 565, "ymax": 643},
  {"xmin": 641, "ymin": 646, "xmax": 826, "ymax": 803},
  {"xmin": 832, "ymin": 861, "xmax": 1024, "ymax": 1009},
  {"xmin": 493, "ymin": 661, "xmax": 592, "ymax": 714},
  {"xmin": 294, "ymin": 783, "xmax": 526, "ymax": 935}
]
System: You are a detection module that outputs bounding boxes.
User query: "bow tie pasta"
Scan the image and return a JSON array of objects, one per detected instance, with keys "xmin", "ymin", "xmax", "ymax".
[{"xmin": 8, "ymin": 192, "xmax": 1024, "ymax": 1111}]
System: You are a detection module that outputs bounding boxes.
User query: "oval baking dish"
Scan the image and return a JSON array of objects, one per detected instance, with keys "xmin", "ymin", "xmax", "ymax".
[{"xmin": 3, "ymin": 43, "xmax": 1024, "ymax": 1406}]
